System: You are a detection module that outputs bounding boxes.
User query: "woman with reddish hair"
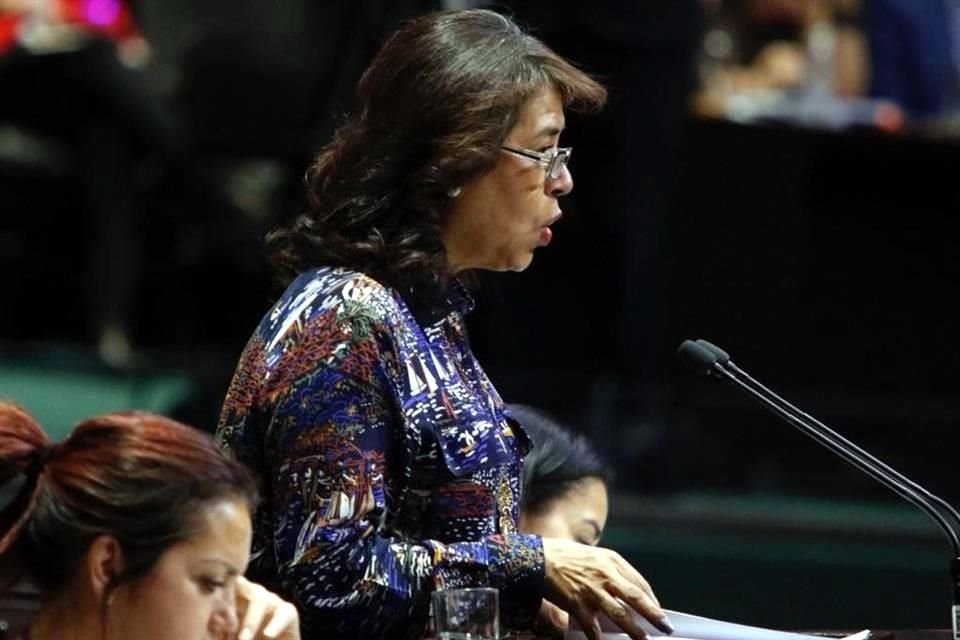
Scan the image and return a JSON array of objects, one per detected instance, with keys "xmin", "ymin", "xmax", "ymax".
[{"xmin": 0, "ymin": 402, "xmax": 301, "ymax": 640}]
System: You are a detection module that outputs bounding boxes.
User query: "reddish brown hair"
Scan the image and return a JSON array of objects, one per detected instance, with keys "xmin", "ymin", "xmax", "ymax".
[{"xmin": 0, "ymin": 402, "xmax": 257, "ymax": 597}]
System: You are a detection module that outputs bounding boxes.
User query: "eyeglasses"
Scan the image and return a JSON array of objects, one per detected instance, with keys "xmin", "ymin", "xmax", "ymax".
[{"xmin": 501, "ymin": 144, "xmax": 572, "ymax": 180}]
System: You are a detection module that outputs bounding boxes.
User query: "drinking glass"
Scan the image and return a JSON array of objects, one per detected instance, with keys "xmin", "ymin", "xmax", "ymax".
[{"xmin": 431, "ymin": 587, "xmax": 499, "ymax": 640}]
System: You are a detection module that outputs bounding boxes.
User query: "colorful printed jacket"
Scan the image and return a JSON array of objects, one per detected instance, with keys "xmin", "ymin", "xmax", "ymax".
[{"xmin": 216, "ymin": 267, "xmax": 545, "ymax": 639}]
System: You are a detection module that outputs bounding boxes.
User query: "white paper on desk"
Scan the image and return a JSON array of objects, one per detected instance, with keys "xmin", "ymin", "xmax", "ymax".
[{"xmin": 564, "ymin": 608, "xmax": 871, "ymax": 640}]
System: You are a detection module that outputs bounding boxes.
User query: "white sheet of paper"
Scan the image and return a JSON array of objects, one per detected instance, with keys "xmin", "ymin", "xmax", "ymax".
[{"xmin": 564, "ymin": 608, "xmax": 872, "ymax": 640}]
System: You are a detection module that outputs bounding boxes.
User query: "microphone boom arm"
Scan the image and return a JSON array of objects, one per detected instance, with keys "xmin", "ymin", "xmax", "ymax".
[{"xmin": 678, "ymin": 338, "xmax": 960, "ymax": 636}]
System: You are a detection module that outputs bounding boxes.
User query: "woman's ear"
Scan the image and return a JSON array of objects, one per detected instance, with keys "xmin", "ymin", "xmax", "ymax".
[{"xmin": 85, "ymin": 535, "xmax": 125, "ymax": 600}]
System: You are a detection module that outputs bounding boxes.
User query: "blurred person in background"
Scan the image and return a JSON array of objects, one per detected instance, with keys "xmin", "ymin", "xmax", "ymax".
[
  {"xmin": 0, "ymin": 0, "xmax": 148, "ymax": 62},
  {"xmin": 0, "ymin": 0, "xmax": 182, "ymax": 367},
  {"xmin": 514, "ymin": 403, "xmax": 610, "ymax": 548},
  {"xmin": 217, "ymin": 9, "xmax": 674, "ymax": 640},
  {"xmin": 864, "ymin": 0, "xmax": 960, "ymax": 122},
  {"xmin": 0, "ymin": 402, "xmax": 300, "ymax": 640},
  {"xmin": 696, "ymin": 0, "xmax": 867, "ymax": 114},
  {"xmin": 512, "ymin": 402, "xmax": 611, "ymax": 636}
]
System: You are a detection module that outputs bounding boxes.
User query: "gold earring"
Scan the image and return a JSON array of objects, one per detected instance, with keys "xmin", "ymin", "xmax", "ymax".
[{"xmin": 446, "ymin": 186, "xmax": 462, "ymax": 198}]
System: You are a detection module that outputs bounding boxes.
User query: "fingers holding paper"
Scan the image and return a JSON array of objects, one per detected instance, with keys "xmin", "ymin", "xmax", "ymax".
[{"xmin": 542, "ymin": 538, "xmax": 674, "ymax": 640}]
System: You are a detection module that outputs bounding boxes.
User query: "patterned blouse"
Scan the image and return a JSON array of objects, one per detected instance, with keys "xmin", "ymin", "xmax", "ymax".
[{"xmin": 216, "ymin": 267, "xmax": 545, "ymax": 639}]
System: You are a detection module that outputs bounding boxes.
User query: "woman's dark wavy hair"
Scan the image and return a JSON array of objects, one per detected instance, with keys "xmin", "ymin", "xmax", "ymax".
[
  {"xmin": 511, "ymin": 404, "xmax": 611, "ymax": 516},
  {"xmin": 267, "ymin": 9, "xmax": 606, "ymax": 301}
]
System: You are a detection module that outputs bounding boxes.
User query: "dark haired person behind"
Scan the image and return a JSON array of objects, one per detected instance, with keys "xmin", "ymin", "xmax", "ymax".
[
  {"xmin": 216, "ymin": 8, "xmax": 672, "ymax": 640},
  {"xmin": 513, "ymin": 404, "xmax": 611, "ymax": 635},
  {"xmin": 0, "ymin": 402, "xmax": 300, "ymax": 640},
  {"xmin": 513, "ymin": 404, "xmax": 610, "ymax": 547}
]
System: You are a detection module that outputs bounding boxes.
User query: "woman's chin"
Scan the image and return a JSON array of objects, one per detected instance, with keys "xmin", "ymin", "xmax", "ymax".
[
  {"xmin": 469, "ymin": 249, "xmax": 536, "ymax": 273},
  {"xmin": 510, "ymin": 252, "xmax": 536, "ymax": 272}
]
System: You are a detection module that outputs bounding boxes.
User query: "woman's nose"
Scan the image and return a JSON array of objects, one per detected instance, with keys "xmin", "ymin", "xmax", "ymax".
[{"xmin": 547, "ymin": 164, "xmax": 573, "ymax": 197}]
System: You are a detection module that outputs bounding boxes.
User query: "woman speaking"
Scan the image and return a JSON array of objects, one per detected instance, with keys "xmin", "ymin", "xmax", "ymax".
[{"xmin": 217, "ymin": 9, "xmax": 671, "ymax": 640}]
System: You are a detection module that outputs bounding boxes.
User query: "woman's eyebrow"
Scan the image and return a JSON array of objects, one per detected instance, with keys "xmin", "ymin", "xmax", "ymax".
[
  {"xmin": 534, "ymin": 125, "xmax": 564, "ymax": 139},
  {"xmin": 197, "ymin": 559, "xmax": 241, "ymax": 575}
]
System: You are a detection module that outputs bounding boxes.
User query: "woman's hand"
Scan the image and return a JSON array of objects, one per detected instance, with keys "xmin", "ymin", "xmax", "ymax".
[
  {"xmin": 233, "ymin": 576, "xmax": 300, "ymax": 640},
  {"xmin": 542, "ymin": 538, "xmax": 673, "ymax": 640},
  {"xmin": 534, "ymin": 598, "xmax": 570, "ymax": 637}
]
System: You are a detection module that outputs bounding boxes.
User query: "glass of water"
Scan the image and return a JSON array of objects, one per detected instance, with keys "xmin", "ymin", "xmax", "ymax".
[{"xmin": 431, "ymin": 587, "xmax": 499, "ymax": 640}]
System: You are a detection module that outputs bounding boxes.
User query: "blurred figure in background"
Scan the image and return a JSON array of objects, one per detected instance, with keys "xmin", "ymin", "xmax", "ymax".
[
  {"xmin": 694, "ymin": 1, "xmax": 916, "ymax": 132},
  {"xmin": 514, "ymin": 403, "xmax": 610, "ymax": 546},
  {"xmin": 513, "ymin": 402, "xmax": 611, "ymax": 636},
  {"xmin": 696, "ymin": 0, "xmax": 868, "ymax": 114},
  {"xmin": 0, "ymin": 0, "xmax": 149, "ymax": 62},
  {"xmin": 864, "ymin": 0, "xmax": 960, "ymax": 122},
  {"xmin": 0, "ymin": 0, "xmax": 182, "ymax": 367},
  {"xmin": 0, "ymin": 402, "xmax": 300, "ymax": 640}
]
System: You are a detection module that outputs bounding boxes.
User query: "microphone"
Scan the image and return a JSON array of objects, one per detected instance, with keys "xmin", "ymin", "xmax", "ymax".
[
  {"xmin": 677, "ymin": 339, "xmax": 960, "ymax": 638},
  {"xmin": 694, "ymin": 339, "xmax": 960, "ymax": 530},
  {"xmin": 677, "ymin": 341, "xmax": 940, "ymax": 512},
  {"xmin": 685, "ymin": 339, "xmax": 960, "ymax": 539}
]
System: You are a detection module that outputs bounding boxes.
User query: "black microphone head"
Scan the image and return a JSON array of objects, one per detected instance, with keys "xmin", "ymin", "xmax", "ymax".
[
  {"xmin": 695, "ymin": 339, "xmax": 730, "ymax": 365},
  {"xmin": 677, "ymin": 339, "xmax": 720, "ymax": 377}
]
